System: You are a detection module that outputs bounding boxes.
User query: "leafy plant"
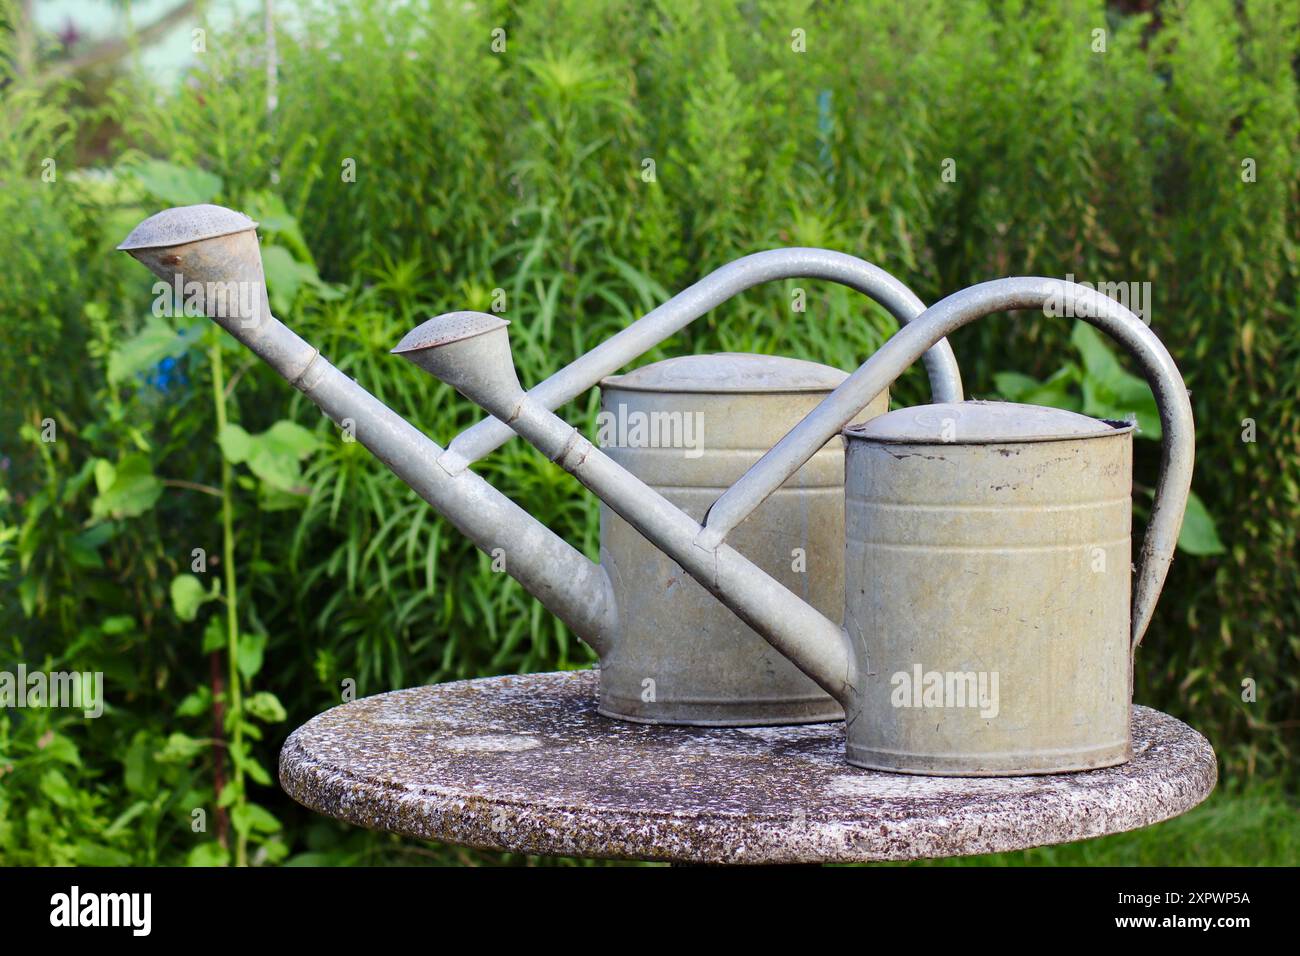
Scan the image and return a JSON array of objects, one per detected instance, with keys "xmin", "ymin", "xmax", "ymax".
[{"xmin": 995, "ymin": 321, "xmax": 1226, "ymax": 556}]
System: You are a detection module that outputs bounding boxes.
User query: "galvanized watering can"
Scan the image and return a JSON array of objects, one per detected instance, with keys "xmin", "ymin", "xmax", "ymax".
[
  {"xmin": 118, "ymin": 205, "xmax": 963, "ymax": 727},
  {"xmin": 393, "ymin": 283, "xmax": 1193, "ymax": 776}
]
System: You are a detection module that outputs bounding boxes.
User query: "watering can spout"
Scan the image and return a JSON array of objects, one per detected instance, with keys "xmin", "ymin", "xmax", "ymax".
[
  {"xmin": 117, "ymin": 205, "xmax": 619, "ymax": 656},
  {"xmin": 395, "ymin": 313, "xmax": 859, "ymax": 703}
]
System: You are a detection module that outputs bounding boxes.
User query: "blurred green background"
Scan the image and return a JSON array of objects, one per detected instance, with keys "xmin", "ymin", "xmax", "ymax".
[{"xmin": 0, "ymin": 0, "xmax": 1296, "ymax": 866}]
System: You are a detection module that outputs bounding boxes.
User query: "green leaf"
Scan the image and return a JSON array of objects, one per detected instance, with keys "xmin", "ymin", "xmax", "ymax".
[
  {"xmin": 93, "ymin": 458, "xmax": 116, "ymax": 494},
  {"xmin": 18, "ymin": 578, "xmax": 36, "ymax": 617},
  {"xmin": 1071, "ymin": 322, "xmax": 1125, "ymax": 383},
  {"xmin": 73, "ymin": 523, "xmax": 118, "ymax": 569},
  {"xmin": 262, "ymin": 245, "xmax": 313, "ymax": 313},
  {"xmin": 237, "ymin": 631, "xmax": 267, "ymax": 680},
  {"xmin": 39, "ymin": 769, "xmax": 77, "ymax": 808},
  {"xmin": 90, "ymin": 454, "xmax": 163, "ymax": 520},
  {"xmin": 1072, "ymin": 323, "xmax": 1161, "ymax": 438},
  {"xmin": 231, "ymin": 802, "xmax": 282, "ymax": 836},
  {"xmin": 77, "ymin": 844, "xmax": 133, "ymax": 867},
  {"xmin": 245, "ymin": 454, "xmax": 301, "ymax": 492},
  {"xmin": 68, "ymin": 533, "xmax": 106, "ymax": 570},
  {"xmin": 237, "ymin": 752, "xmax": 273, "ymax": 786},
  {"xmin": 1177, "ymin": 489, "xmax": 1226, "ymax": 556},
  {"xmin": 994, "ymin": 365, "xmax": 1083, "ymax": 412},
  {"xmin": 245, "ymin": 691, "xmax": 287, "ymax": 723},
  {"xmin": 129, "ymin": 159, "xmax": 223, "ymax": 205},
  {"xmin": 104, "ymin": 800, "xmax": 150, "ymax": 839},
  {"xmin": 992, "ymin": 371, "xmax": 1042, "ymax": 402},
  {"xmin": 261, "ymin": 420, "xmax": 319, "ymax": 457},
  {"xmin": 170, "ymin": 573, "xmax": 208, "ymax": 622},
  {"xmin": 41, "ymin": 732, "xmax": 81, "ymax": 767},
  {"xmin": 155, "ymin": 732, "xmax": 205, "ymax": 763},
  {"xmin": 107, "ymin": 315, "xmax": 201, "ymax": 385},
  {"xmin": 259, "ymin": 840, "xmax": 290, "ymax": 864},
  {"xmin": 243, "ymin": 192, "xmax": 313, "ymax": 262},
  {"xmin": 101, "ymin": 615, "xmax": 137, "ymax": 635},
  {"xmin": 123, "ymin": 735, "xmax": 156, "ymax": 795},
  {"xmin": 1081, "ymin": 375, "xmax": 1161, "ymax": 439},
  {"xmin": 262, "ymin": 244, "xmax": 342, "ymax": 314},
  {"xmin": 62, "ymin": 458, "xmax": 99, "ymax": 505},
  {"xmin": 201, "ymin": 615, "xmax": 226, "ymax": 653},
  {"xmin": 218, "ymin": 423, "xmax": 253, "ymax": 464},
  {"xmin": 259, "ymin": 484, "xmax": 309, "ymax": 512},
  {"xmin": 187, "ymin": 842, "xmax": 231, "ymax": 867},
  {"xmin": 221, "ymin": 420, "xmax": 318, "ymax": 492},
  {"xmin": 246, "ymin": 421, "xmax": 318, "ymax": 492},
  {"xmin": 175, "ymin": 687, "xmax": 212, "ymax": 718}
]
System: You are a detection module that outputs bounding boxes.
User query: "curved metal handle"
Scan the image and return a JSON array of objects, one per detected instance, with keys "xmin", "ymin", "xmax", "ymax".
[
  {"xmin": 702, "ymin": 277, "xmax": 1193, "ymax": 648},
  {"xmin": 439, "ymin": 248, "xmax": 964, "ymax": 472}
]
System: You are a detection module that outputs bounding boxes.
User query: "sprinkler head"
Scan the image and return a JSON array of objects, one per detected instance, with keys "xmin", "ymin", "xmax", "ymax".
[
  {"xmin": 118, "ymin": 204, "xmax": 268, "ymax": 331},
  {"xmin": 117, "ymin": 204, "xmax": 258, "ymax": 253},
  {"xmin": 393, "ymin": 312, "xmax": 524, "ymax": 416}
]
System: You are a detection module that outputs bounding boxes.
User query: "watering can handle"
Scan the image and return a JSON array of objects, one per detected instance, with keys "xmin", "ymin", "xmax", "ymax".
[
  {"xmin": 701, "ymin": 277, "xmax": 1193, "ymax": 650},
  {"xmin": 439, "ymin": 248, "xmax": 963, "ymax": 471}
]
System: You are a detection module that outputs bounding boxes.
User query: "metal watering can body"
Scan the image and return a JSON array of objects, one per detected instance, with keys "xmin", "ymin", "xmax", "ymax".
[
  {"xmin": 117, "ymin": 204, "xmax": 963, "ymax": 728},
  {"xmin": 597, "ymin": 354, "xmax": 883, "ymax": 724},
  {"xmin": 397, "ymin": 279, "xmax": 1193, "ymax": 776},
  {"xmin": 843, "ymin": 401, "xmax": 1137, "ymax": 774}
]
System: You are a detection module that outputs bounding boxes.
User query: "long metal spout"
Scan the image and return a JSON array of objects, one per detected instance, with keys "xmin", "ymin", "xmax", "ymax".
[
  {"xmin": 396, "ymin": 314, "xmax": 858, "ymax": 704},
  {"xmin": 118, "ymin": 206, "xmax": 619, "ymax": 656}
]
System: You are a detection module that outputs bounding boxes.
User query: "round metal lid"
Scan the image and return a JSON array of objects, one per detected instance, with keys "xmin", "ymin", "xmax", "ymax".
[
  {"xmin": 845, "ymin": 400, "xmax": 1131, "ymax": 445},
  {"xmin": 600, "ymin": 353, "xmax": 848, "ymax": 394},
  {"xmin": 117, "ymin": 204, "xmax": 258, "ymax": 252}
]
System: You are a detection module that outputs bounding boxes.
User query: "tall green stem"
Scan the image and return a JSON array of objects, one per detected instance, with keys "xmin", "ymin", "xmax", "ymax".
[{"xmin": 209, "ymin": 333, "xmax": 247, "ymax": 867}]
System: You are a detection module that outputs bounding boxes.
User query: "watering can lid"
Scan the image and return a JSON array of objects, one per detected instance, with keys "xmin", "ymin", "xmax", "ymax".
[
  {"xmin": 600, "ymin": 353, "xmax": 848, "ymax": 394},
  {"xmin": 845, "ymin": 400, "xmax": 1132, "ymax": 445},
  {"xmin": 117, "ymin": 204, "xmax": 258, "ymax": 252}
]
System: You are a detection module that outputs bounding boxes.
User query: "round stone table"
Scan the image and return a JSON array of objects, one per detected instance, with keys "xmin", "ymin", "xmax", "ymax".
[{"xmin": 279, "ymin": 670, "xmax": 1217, "ymax": 865}]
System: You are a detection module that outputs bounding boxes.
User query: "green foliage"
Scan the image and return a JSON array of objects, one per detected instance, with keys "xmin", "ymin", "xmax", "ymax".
[
  {"xmin": 1, "ymin": 0, "xmax": 1297, "ymax": 866},
  {"xmin": 995, "ymin": 320, "xmax": 1226, "ymax": 555},
  {"xmin": 891, "ymin": 784, "xmax": 1300, "ymax": 867}
]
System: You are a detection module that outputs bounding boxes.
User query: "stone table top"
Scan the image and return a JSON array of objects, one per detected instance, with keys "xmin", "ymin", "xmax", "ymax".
[{"xmin": 278, "ymin": 670, "xmax": 1217, "ymax": 865}]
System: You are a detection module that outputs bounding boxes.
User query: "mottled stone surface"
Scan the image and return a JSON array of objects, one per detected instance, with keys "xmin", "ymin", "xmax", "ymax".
[{"xmin": 279, "ymin": 670, "xmax": 1217, "ymax": 865}]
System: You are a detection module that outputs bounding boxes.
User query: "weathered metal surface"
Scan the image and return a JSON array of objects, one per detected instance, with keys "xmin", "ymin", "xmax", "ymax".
[
  {"xmin": 402, "ymin": 285, "xmax": 1192, "ymax": 774},
  {"xmin": 117, "ymin": 203, "xmax": 257, "ymax": 249},
  {"xmin": 122, "ymin": 207, "xmax": 1197, "ymax": 770},
  {"xmin": 278, "ymin": 671, "xmax": 1218, "ymax": 865},
  {"xmin": 398, "ymin": 314, "xmax": 857, "ymax": 701},
  {"xmin": 121, "ymin": 205, "xmax": 963, "ymax": 729},
  {"xmin": 596, "ymin": 354, "xmax": 883, "ymax": 724},
  {"xmin": 843, "ymin": 401, "xmax": 1136, "ymax": 774},
  {"xmin": 118, "ymin": 209, "xmax": 619, "ymax": 655},
  {"xmin": 392, "ymin": 310, "xmax": 508, "ymax": 351},
  {"xmin": 703, "ymin": 278, "xmax": 1195, "ymax": 650}
]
